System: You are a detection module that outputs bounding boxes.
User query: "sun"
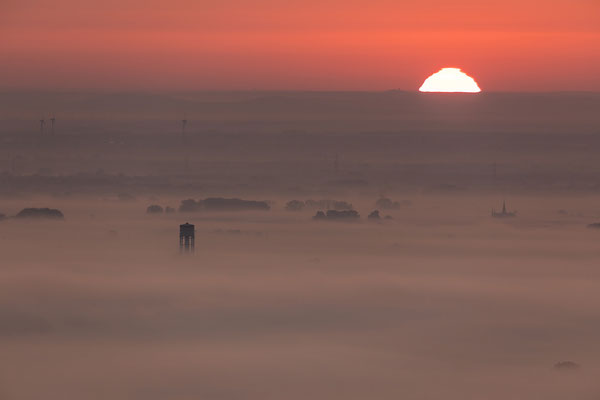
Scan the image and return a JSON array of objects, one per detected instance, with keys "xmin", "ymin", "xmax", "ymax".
[{"xmin": 419, "ymin": 68, "xmax": 481, "ymax": 93}]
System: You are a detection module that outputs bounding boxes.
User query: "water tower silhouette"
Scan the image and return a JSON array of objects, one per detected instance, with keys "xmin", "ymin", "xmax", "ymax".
[{"xmin": 179, "ymin": 222, "xmax": 195, "ymax": 253}]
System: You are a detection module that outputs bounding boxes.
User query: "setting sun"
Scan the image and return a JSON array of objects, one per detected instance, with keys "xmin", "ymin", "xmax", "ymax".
[{"xmin": 419, "ymin": 68, "xmax": 481, "ymax": 93}]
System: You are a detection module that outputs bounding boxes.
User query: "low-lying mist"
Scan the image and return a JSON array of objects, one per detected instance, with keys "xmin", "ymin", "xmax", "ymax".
[{"xmin": 1, "ymin": 193, "xmax": 600, "ymax": 399}]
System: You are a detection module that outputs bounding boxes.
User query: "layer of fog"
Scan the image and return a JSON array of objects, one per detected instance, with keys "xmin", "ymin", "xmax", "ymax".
[{"xmin": 1, "ymin": 194, "xmax": 600, "ymax": 399}]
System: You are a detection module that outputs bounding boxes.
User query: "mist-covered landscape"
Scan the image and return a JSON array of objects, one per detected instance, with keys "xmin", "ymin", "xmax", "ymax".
[
  {"xmin": 3, "ymin": 0, "xmax": 600, "ymax": 395},
  {"xmin": 1, "ymin": 91, "xmax": 599, "ymax": 196},
  {"xmin": 0, "ymin": 90, "xmax": 599, "ymax": 398}
]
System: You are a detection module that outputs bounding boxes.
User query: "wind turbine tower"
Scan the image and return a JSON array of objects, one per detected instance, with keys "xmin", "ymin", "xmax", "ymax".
[
  {"xmin": 39, "ymin": 118, "xmax": 45, "ymax": 135},
  {"xmin": 49, "ymin": 115, "xmax": 56, "ymax": 135}
]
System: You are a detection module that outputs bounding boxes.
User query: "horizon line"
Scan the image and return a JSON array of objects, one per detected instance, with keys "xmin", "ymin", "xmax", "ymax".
[{"xmin": 0, "ymin": 87, "xmax": 599, "ymax": 95}]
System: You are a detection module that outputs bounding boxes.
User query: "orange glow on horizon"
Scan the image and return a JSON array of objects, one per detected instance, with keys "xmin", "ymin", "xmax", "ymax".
[{"xmin": 1, "ymin": 0, "xmax": 599, "ymax": 91}]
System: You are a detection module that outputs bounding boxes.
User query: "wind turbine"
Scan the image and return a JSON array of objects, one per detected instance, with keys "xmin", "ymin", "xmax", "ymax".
[
  {"xmin": 39, "ymin": 118, "xmax": 45, "ymax": 135},
  {"xmin": 49, "ymin": 114, "xmax": 56, "ymax": 135}
]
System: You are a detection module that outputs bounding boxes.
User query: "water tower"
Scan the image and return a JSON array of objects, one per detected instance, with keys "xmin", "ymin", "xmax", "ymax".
[{"xmin": 179, "ymin": 222, "xmax": 195, "ymax": 253}]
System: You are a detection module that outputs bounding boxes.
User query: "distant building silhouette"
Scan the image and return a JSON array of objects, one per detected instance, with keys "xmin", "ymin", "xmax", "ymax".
[
  {"xmin": 179, "ymin": 222, "xmax": 195, "ymax": 253},
  {"xmin": 492, "ymin": 201, "xmax": 516, "ymax": 218}
]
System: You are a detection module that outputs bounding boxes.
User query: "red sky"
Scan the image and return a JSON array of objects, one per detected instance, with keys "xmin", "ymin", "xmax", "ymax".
[{"xmin": 2, "ymin": 0, "xmax": 599, "ymax": 91}]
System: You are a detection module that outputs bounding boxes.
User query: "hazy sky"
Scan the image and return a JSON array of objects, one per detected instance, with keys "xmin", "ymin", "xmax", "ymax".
[{"xmin": 1, "ymin": 0, "xmax": 599, "ymax": 91}]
